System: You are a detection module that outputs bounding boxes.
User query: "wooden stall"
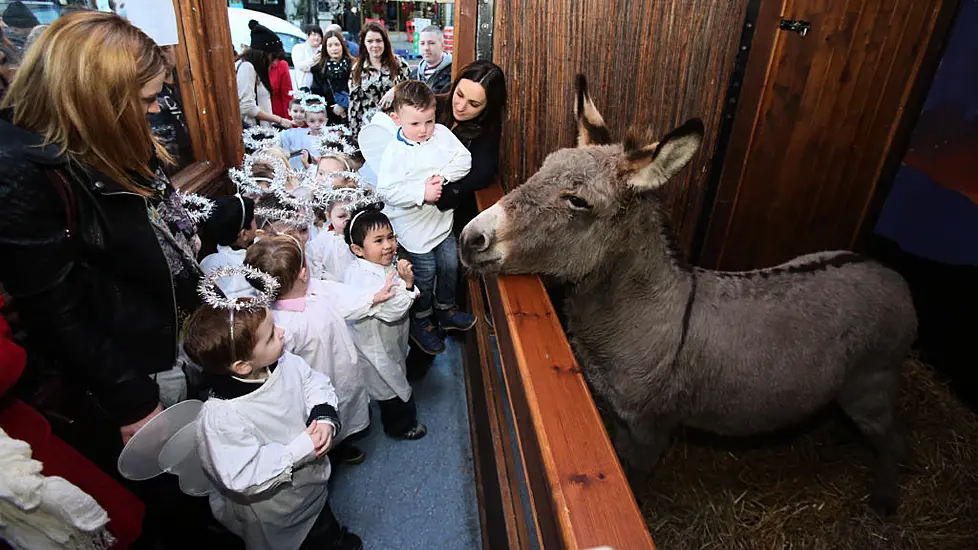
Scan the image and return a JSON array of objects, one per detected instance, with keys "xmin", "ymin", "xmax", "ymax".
[{"xmin": 452, "ymin": 0, "xmax": 962, "ymax": 548}]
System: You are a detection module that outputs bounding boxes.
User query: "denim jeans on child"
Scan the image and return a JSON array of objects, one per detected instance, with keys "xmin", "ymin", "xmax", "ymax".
[{"xmin": 404, "ymin": 233, "xmax": 458, "ymax": 319}]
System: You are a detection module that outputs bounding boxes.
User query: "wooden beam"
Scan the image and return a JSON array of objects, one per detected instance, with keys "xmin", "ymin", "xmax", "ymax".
[
  {"xmin": 173, "ymin": 0, "xmax": 243, "ymax": 170},
  {"xmin": 454, "ymin": 0, "xmax": 477, "ymax": 71}
]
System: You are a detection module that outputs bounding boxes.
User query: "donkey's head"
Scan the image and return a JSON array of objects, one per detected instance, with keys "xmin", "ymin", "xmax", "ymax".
[{"xmin": 460, "ymin": 75, "xmax": 704, "ymax": 282}]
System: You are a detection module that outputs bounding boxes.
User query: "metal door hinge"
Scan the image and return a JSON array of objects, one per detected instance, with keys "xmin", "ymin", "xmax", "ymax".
[{"xmin": 779, "ymin": 19, "xmax": 811, "ymax": 37}]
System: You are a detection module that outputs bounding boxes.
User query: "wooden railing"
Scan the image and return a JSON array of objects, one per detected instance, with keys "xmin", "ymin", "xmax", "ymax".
[{"xmin": 462, "ymin": 183, "xmax": 655, "ymax": 550}]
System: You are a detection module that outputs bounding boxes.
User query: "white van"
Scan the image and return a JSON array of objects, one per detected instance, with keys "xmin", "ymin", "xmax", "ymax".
[{"xmin": 227, "ymin": 7, "xmax": 306, "ymax": 89}]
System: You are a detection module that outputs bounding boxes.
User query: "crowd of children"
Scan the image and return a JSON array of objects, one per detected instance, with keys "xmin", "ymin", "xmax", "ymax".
[{"xmin": 178, "ymin": 77, "xmax": 477, "ymax": 550}]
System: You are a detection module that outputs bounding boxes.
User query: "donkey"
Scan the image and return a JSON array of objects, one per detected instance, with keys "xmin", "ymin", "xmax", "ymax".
[{"xmin": 459, "ymin": 76, "xmax": 917, "ymax": 514}]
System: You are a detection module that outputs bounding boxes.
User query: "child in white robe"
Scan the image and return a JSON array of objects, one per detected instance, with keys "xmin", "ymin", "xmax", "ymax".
[
  {"xmin": 307, "ymin": 177, "xmax": 360, "ymax": 282},
  {"xmin": 198, "ymin": 195, "xmax": 258, "ymax": 299},
  {"xmin": 183, "ymin": 301, "xmax": 362, "ymax": 550},
  {"xmin": 342, "ymin": 203, "xmax": 427, "ymax": 440},
  {"xmin": 245, "ymin": 235, "xmax": 388, "ymax": 464}
]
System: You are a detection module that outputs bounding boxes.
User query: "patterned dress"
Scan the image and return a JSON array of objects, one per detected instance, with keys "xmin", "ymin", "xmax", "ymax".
[{"xmin": 348, "ymin": 56, "xmax": 411, "ymax": 137}]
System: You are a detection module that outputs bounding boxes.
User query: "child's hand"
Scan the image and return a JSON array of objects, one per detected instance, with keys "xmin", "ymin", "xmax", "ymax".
[
  {"xmin": 332, "ymin": 105, "xmax": 346, "ymax": 117},
  {"xmin": 424, "ymin": 178, "xmax": 443, "ymax": 203},
  {"xmin": 397, "ymin": 258, "xmax": 414, "ymax": 288},
  {"xmin": 372, "ymin": 272, "xmax": 397, "ymax": 305},
  {"xmin": 426, "ymin": 175, "xmax": 445, "ymax": 187},
  {"xmin": 306, "ymin": 420, "xmax": 335, "ymax": 457}
]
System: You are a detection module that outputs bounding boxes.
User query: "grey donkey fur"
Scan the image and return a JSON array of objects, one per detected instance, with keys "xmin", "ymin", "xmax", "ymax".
[{"xmin": 459, "ymin": 75, "xmax": 917, "ymax": 515}]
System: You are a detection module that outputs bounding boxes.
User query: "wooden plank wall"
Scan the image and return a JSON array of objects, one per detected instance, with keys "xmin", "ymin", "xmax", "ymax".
[{"xmin": 492, "ymin": 0, "xmax": 748, "ymax": 250}]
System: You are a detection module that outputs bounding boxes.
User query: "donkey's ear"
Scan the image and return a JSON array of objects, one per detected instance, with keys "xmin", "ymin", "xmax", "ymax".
[
  {"xmin": 625, "ymin": 118, "xmax": 704, "ymax": 190},
  {"xmin": 574, "ymin": 75, "xmax": 611, "ymax": 147}
]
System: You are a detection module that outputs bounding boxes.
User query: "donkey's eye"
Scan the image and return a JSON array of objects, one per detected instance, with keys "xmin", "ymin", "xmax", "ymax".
[{"xmin": 564, "ymin": 195, "xmax": 592, "ymax": 210}]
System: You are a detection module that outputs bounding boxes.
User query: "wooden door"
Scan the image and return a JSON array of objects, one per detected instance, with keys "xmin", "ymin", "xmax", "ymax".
[{"xmin": 700, "ymin": 0, "xmax": 957, "ymax": 270}]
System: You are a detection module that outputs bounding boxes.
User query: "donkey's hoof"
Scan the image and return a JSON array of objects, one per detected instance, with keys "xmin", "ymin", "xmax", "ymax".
[{"xmin": 869, "ymin": 491, "xmax": 899, "ymax": 517}]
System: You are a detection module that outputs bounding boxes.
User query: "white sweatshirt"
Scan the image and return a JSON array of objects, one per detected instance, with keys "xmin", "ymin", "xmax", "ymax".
[{"xmin": 376, "ymin": 124, "xmax": 472, "ymax": 254}]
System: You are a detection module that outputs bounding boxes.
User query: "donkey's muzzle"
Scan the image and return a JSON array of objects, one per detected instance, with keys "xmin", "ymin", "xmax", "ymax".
[{"xmin": 460, "ymin": 203, "xmax": 505, "ymax": 272}]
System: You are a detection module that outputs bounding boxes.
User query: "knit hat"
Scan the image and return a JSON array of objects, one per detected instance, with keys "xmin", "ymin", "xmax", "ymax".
[
  {"xmin": 200, "ymin": 195, "xmax": 256, "ymax": 247},
  {"xmin": 249, "ymin": 20, "xmax": 283, "ymax": 54},
  {"xmin": 2, "ymin": 1, "xmax": 40, "ymax": 29}
]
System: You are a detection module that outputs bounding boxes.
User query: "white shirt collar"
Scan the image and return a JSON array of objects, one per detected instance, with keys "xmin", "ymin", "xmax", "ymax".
[
  {"xmin": 217, "ymin": 244, "xmax": 248, "ymax": 262},
  {"xmin": 355, "ymin": 257, "xmax": 394, "ymax": 277}
]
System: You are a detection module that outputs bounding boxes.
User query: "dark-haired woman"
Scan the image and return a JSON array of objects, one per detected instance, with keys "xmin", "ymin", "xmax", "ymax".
[
  {"xmin": 405, "ymin": 61, "xmax": 508, "ymax": 381},
  {"xmin": 311, "ymin": 29, "xmax": 353, "ymax": 124},
  {"xmin": 435, "ymin": 60, "xmax": 508, "ymax": 232},
  {"xmin": 237, "ymin": 20, "xmax": 293, "ymax": 129},
  {"xmin": 347, "ymin": 22, "xmax": 410, "ymax": 136}
]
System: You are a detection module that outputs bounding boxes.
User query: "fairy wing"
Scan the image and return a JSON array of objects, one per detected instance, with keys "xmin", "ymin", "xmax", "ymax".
[{"xmin": 357, "ymin": 111, "xmax": 398, "ymax": 175}]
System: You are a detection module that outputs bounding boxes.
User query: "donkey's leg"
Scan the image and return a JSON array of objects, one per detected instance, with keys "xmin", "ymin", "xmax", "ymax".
[
  {"xmin": 837, "ymin": 365, "xmax": 904, "ymax": 516},
  {"xmin": 620, "ymin": 417, "xmax": 675, "ymax": 492}
]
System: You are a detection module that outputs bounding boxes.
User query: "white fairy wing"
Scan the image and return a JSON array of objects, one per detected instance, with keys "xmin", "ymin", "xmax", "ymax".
[
  {"xmin": 357, "ymin": 111, "xmax": 398, "ymax": 174},
  {"xmin": 117, "ymin": 399, "xmax": 215, "ymax": 497}
]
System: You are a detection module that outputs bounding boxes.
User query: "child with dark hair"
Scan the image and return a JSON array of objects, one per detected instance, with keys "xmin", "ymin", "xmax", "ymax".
[
  {"xmin": 199, "ymin": 195, "xmax": 258, "ymax": 298},
  {"xmin": 184, "ymin": 298, "xmax": 362, "ymax": 550},
  {"xmin": 377, "ymin": 80, "xmax": 475, "ymax": 356},
  {"xmin": 244, "ymin": 235, "xmax": 397, "ymax": 463},
  {"xmin": 341, "ymin": 203, "xmax": 427, "ymax": 439}
]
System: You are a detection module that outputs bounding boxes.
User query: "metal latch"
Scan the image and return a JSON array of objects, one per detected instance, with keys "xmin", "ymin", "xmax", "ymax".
[{"xmin": 779, "ymin": 19, "xmax": 811, "ymax": 37}]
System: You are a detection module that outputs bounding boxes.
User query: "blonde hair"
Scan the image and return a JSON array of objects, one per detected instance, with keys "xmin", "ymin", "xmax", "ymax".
[{"xmin": 1, "ymin": 11, "xmax": 169, "ymax": 195}]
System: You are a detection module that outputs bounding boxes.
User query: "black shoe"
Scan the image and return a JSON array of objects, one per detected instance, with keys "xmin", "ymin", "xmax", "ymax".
[
  {"xmin": 392, "ymin": 423, "xmax": 428, "ymax": 440},
  {"xmin": 328, "ymin": 528, "xmax": 363, "ymax": 550},
  {"xmin": 329, "ymin": 443, "xmax": 366, "ymax": 465}
]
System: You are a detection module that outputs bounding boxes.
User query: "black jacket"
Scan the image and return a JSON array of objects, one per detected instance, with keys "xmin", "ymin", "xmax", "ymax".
[
  {"xmin": 436, "ymin": 126, "xmax": 502, "ymax": 229},
  {"xmin": 0, "ymin": 117, "xmax": 190, "ymax": 426},
  {"xmin": 411, "ymin": 62, "xmax": 453, "ymax": 95}
]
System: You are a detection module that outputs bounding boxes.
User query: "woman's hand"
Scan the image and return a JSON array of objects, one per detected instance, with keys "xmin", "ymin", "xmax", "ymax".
[
  {"xmin": 120, "ymin": 403, "xmax": 163, "ymax": 444},
  {"xmin": 397, "ymin": 259, "xmax": 414, "ymax": 289},
  {"xmin": 277, "ymin": 116, "xmax": 294, "ymax": 129},
  {"xmin": 378, "ymin": 88, "xmax": 395, "ymax": 111},
  {"xmin": 332, "ymin": 104, "xmax": 346, "ymax": 117}
]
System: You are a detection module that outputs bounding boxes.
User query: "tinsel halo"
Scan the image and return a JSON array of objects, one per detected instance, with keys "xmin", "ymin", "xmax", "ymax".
[
  {"xmin": 197, "ymin": 265, "xmax": 279, "ymax": 310},
  {"xmin": 242, "ymin": 126, "xmax": 281, "ymax": 151},
  {"xmin": 300, "ymin": 94, "xmax": 328, "ymax": 113},
  {"xmin": 230, "ymin": 150, "xmax": 291, "ymax": 196},
  {"xmin": 178, "ymin": 192, "xmax": 216, "ymax": 225}
]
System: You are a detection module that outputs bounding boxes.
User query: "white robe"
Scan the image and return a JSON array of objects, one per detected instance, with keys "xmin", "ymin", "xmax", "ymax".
[
  {"xmin": 196, "ymin": 351, "xmax": 337, "ymax": 550},
  {"xmin": 199, "ymin": 245, "xmax": 255, "ymax": 299},
  {"xmin": 307, "ymin": 231, "xmax": 357, "ymax": 282},
  {"xmin": 272, "ymin": 279, "xmax": 372, "ymax": 441},
  {"xmin": 342, "ymin": 258, "xmax": 419, "ymax": 401}
]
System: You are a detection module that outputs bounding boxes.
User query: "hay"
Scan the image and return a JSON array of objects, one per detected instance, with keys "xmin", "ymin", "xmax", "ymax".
[{"xmin": 642, "ymin": 359, "xmax": 978, "ymax": 549}]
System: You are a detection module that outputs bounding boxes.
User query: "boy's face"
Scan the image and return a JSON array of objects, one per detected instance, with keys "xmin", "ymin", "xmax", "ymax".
[
  {"xmin": 289, "ymin": 104, "xmax": 306, "ymax": 125},
  {"xmin": 246, "ymin": 309, "xmax": 285, "ymax": 373},
  {"xmin": 352, "ymin": 224, "xmax": 397, "ymax": 265},
  {"xmin": 391, "ymin": 103, "xmax": 436, "ymax": 142},
  {"xmin": 306, "ymin": 112, "xmax": 327, "ymax": 135},
  {"xmin": 328, "ymin": 202, "xmax": 350, "ymax": 234}
]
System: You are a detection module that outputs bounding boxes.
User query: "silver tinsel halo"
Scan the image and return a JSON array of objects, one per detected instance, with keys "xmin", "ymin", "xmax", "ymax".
[
  {"xmin": 312, "ymin": 171, "xmax": 364, "ymax": 202},
  {"xmin": 300, "ymin": 94, "xmax": 328, "ymax": 113},
  {"xmin": 323, "ymin": 124, "xmax": 353, "ymax": 138},
  {"xmin": 242, "ymin": 126, "xmax": 281, "ymax": 150},
  {"xmin": 289, "ymin": 89, "xmax": 309, "ymax": 101},
  {"xmin": 318, "ymin": 137, "xmax": 359, "ymax": 158},
  {"xmin": 178, "ymin": 192, "xmax": 216, "ymax": 225},
  {"xmin": 231, "ymin": 151, "xmax": 290, "ymax": 196},
  {"xmin": 197, "ymin": 265, "xmax": 279, "ymax": 311},
  {"xmin": 255, "ymin": 205, "xmax": 313, "ymax": 228},
  {"xmin": 315, "ymin": 183, "xmax": 385, "ymax": 213}
]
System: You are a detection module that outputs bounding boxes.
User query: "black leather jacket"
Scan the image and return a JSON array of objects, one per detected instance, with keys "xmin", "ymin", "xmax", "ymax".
[{"xmin": 0, "ymin": 117, "xmax": 189, "ymax": 426}]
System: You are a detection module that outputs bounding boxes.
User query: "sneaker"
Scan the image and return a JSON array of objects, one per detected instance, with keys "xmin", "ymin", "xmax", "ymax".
[
  {"xmin": 410, "ymin": 317, "xmax": 445, "ymax": 355},
  {"xmin": 328, "ymin": 528, "xmax": 363, "ymax": 550},
  {"xmin": 393, "ymin": 423, "xmax": 428, "ymax": 440},
  {"xmin": 436, "ymin": 307, "xmax": 477, "ymax": 332},
  {"xmin": 328, "ymin": 443, "xmax": 366, "ymax": 465}
]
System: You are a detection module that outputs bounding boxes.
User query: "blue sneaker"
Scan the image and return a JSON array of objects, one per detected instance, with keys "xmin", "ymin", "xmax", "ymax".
[
  {"xmin": 410, "ymin": 317, "xmax": 445, "ymax": 355},
  {"xmin": 436, "ymin": 307, "xmax": 477, "ymax": 332}
]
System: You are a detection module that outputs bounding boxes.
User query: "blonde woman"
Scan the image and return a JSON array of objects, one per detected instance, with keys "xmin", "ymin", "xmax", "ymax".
[{"xmin": 0, "ymin": 9, "xmax": 203, "ymax": 486}]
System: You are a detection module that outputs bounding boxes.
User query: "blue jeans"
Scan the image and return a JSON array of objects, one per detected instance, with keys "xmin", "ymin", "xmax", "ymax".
[{"xmin": 405, "ymin": 233, "xmax": 458, "ymax": 319}]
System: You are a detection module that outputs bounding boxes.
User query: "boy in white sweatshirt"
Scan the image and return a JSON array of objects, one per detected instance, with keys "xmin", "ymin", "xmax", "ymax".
[{"xmin": 376, "ymin": 81, "xmax": 476, "ymax": 355}]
